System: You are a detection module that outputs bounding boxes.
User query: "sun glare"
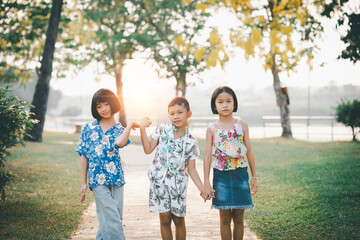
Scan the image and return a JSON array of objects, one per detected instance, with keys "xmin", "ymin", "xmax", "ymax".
[{"xmin": 136, "ymin": 88, "xmax": 150, "ymax": 103}]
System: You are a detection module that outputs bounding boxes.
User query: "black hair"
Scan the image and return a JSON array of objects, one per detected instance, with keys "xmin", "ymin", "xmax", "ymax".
[
  {"xmin": 91, "ymin": 88, "xmax": 121, "ymax": 120},
  {"xmin": 168, "ymin": 96, "xmax": 190, "ymax": 112},
  {"xmin": 210, "ymin": 86, "xmax": 238, "ymax": 114}
]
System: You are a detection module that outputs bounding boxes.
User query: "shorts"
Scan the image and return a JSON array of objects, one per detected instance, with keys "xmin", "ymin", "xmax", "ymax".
[
  {"xmin": 212, "ymin": 167, "xmax": 255, "ymax": 210},
  {"xmin": 149, "ymin": 175, "xmax": 188, "ymax": 217}
]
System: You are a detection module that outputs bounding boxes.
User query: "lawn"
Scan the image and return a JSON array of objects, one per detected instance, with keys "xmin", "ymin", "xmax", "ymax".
[
  {"xmin": 0, "ymin": 133, "xmax": 359, "ymax": 239},
  {"xmin": 0, "ymin": 132, "xmax": 89, "ymax": 240},
  {"xmin": 244, "ymin": 138, "xmax": 360, "ymax": 240}
]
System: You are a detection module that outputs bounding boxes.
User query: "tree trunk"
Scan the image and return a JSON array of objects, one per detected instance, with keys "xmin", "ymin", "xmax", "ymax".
[
  {"xmin": 271, "ymin": 53, "xmax": 292, "ymax": 137},
  {"xmin": 175, "ymin": 73, "xmax": 186, "ymax": 97},
  {"xmin": 24, "ymin": 0, "xmax": 63, "ymax": 142},
  {"xmin": 351, "ymin": 126, "xmax": 356, "ymax": 141},
  {"xmin": 115, "ymin": 64, "xmax": 127, "ymax": 127}
]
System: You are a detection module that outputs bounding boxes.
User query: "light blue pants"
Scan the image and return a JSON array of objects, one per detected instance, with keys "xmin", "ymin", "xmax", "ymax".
[{"xmin": 92, "ymin": 185, "xmax": 125, "ymax": 240}]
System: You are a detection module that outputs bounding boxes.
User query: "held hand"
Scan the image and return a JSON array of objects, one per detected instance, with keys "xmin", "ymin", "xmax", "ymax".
[
  {"xmin": 251, "ymin": 178, "xmax": 258, "ymax": 195},
  {"xmin": 203, "ymin": 182, "xmax": 215, "ymax": 199},
  {"xmin": 200, "ymin": 191, "xmax": 209, "ymax": 202},
  {"xmin": 80, "ymin": 184, "xmax": 87, "ymax": 204},
  {"xmin": 129, "ymin": 121, "xmax": 140, "ymax": 130},
  {"xmin": 140, "ymin": 117, "xmax": 152, "ymax": 128}
]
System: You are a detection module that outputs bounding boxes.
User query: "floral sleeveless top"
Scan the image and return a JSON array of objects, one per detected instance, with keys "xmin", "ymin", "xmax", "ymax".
[{"xmin": 208, "ymin": 119, "xmax": 248, "ymax": 171}]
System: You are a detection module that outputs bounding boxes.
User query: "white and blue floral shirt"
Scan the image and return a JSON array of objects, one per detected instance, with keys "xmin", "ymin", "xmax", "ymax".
[
  {"xmin": 76, "ymin": 120, "xmax": 129, "ymax": 190},
  {"xmin": 148, "ymin": 123, "xmax": 200, "ymax": 185}
]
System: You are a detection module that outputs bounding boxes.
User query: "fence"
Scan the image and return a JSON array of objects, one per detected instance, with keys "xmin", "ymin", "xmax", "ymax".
[
  {"xmin": 44, "ymin": 115, "xmax": 352, "ymax": 141},
  {"xmin": 262, "ymin": 115, "xmax": 338, "ymax": 140}
]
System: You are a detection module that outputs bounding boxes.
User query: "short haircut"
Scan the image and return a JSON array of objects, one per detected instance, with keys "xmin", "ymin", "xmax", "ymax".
[
  {"xmin": 168, "ymin": 96, "xmax": 190, "ymax": 112},
  {"xmin": 91, "ymin": 88, "xmax": 121, "ymax": 120},
  {"xmin": 210, "ymin": 86, "xmax": 238, "ymax": 114}
]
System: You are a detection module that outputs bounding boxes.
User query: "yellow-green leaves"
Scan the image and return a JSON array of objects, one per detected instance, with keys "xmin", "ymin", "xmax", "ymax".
[
  {"xmin": 226, "ymin": 0, "xmax": 321, "ymax": 73},
  {"xmin": 209, "ymin": 30, "xmax": 221, "ymax": 46},
  {"xmin": 194, "ymin": 47, "xmax": 205, "ymax": 62}
]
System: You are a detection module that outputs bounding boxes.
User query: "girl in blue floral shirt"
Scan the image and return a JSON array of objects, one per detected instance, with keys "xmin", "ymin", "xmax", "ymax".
[{"xmin": 76, "ymin": 88, "xmax": 142, "ymax": 240}]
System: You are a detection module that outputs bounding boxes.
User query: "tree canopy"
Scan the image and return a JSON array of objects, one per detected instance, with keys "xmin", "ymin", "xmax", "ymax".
[
  {"xmin": 320, "ymin": 0, "xmax": 360, "ymax": 63},
  {"xmin": 206, "ymin": 0, "xmax": 323, "ymax": 137},
  {"xmin": 0, "ymin": 1, "xmax": 51, "ymax": 82},
  {"xmin": 134, "ymin": 0, "xmax": 227, "ymax": 96},
  {"xmin": 335, "ymin": 99, "xmax": 360, "ymax": 141}
]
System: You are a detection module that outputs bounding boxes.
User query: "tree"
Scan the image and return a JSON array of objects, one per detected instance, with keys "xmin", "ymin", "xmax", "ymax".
[
  {"xmin": 335, "ymin": 99, "xmax": 360, "ymax": 141},
  {"xmin": 0, "ymin": 85, "xmax": 37, "ymax": 201},
  {"xmin": 75, "ymin": 0, "xmax": 146, "ymax": 127},
  {"xmin": 320, "ymin": 0, "xmax": 360, "ymax": 63},
  {"xmin": 25, "ymin": 0, "xmax": 63, "ymax": 142},
  {"xmin": 214, "ymin": 0, "xmax": 323, "ymax": 137},
  {"xmin": 0, "ymin": 0, "xmax": 52, "ymax": 83},
  {"xmin": 1, "ymin": 1, "xmax": 84, "ymax": 141},
  {"xmin": 133, "ymin": 0, "xmax": 227, "ymax": 96}
]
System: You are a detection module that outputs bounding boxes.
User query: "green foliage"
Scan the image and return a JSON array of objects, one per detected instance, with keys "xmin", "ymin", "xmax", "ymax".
[
  {"xmin": 0, "ymin": 0, "xmax": 84, "ymax": 83},
  {"xmin": 335, "ymin": 99, "xmax": 360, "ymax": 141},
  {"xmin": 0, "ymin": 1, "xmax": 51, "ymax": 82},
  {"xmin": 224, "ymin": 0, "xmax": 323, "ymax": 72},
  {"xmin": 78, "ymin": 0, "xmax": 141, "ymax": 74},
  {"xmin": 133, "ymin": 0, "xmax": 222, "ymax": 96},
  {"xmin": 321, "ymin": 0, "xmax": 360, "ymax": 63},
  {"xmin": 0, "ymin": 85, "xmax": 37, "ymax": 200}
]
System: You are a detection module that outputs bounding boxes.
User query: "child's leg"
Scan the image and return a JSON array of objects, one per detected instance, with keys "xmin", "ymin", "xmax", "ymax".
[
  {"xmin": 92, "ymin": 185, "xmax": 125, "ymax": 240},
  {"xmin": 172, "ymin": 214, "xmax": 186, "ymax": 240},
  {"xmin": 232, "ymin": 209, "xmax": 245, "ymax": 240},
  {"xmin": 159, "ymin": 211, "xmax": 173, "ymax": 240},
  {"xmin": 219, "ymin": 209, "xmax": 232, "ymax": 240}
]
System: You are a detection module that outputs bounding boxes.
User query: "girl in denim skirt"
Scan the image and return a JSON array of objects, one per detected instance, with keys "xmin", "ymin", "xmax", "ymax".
[{"xmin": 203, "ymin": 86, "xmax": 258, "ymax": 240}]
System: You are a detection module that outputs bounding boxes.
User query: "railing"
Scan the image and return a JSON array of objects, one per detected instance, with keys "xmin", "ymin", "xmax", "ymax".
[
  {"xmin": 44, "ymin": 115, "xmax": 350, "ymax": 141},
  {"xmin": 188, "ymin": 116, "xmax": 218, "ymax": 127},
  {"xmin": 262, "ymin": 116, "xmax": 336, "ymax": 140}
]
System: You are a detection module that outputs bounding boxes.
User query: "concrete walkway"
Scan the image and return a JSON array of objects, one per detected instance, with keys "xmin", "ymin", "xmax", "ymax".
[{"xmin": 71, "ymin": 145, "xmax": 259, "ymax": 240}]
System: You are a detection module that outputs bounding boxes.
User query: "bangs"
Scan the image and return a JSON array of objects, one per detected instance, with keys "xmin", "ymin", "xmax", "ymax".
[{"xmin": 91, "ymin": 88, "xmax": 121, "ymax": 120}]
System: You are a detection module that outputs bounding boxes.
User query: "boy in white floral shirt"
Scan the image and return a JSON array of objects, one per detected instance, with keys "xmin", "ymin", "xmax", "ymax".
[{"xmin": 139, "ymin": 96, "xmax": 206, "ymax": 240}]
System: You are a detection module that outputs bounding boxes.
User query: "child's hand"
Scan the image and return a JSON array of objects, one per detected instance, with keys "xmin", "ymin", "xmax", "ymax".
[
  {"xmin": 200, "ymin": 191, "xmax": 211, "ymax": 202},
  {"xmin": 251, "ymin": 178, "xmax": 258, "ymax": 195},
  {"xmin": 129, "ymin": 121, "xmax": 140, "ymax": 130},
  {"xmin": 140, "ymin": 117, "xmax": 152, "ymax": 128},
  {"xmin": 203, "ymin": 182, "xmax": 215, "ymax": 199},
  {"xmin": 80, "ymin": 184, "xmax": 87, "ymax": 204}
]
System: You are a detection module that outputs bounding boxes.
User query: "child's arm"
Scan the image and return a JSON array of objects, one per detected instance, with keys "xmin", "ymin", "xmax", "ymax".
[
  {"xmin": 116, "ymin": 121, "xmax": 140, "ymax": 147},
  {"xmin": 80, "ymin": 155, "xmax": 88, "ymax": 203},
  {"xmin": 243, "ymin": 121, "xmax": 258, "ymax": 195},
  {"xmin": 203, "ymin": 128, "xmax": 215, "ymax": 199},
  {"xmin": 139, "ymin": 117, "xmax": 158, "ymax": 154},
  {"xmin": 187, "ymin": 160, "xmax": 206, "ymax": 200}
]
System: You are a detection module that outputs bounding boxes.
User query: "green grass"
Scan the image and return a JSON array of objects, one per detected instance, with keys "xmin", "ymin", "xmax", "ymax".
[
  {"xmin": 1, "ymin": 133, "xmax": 359, "ymax": 239},
  {"xmin": 0, "ymin": 132, "xmax": 93, "ymax": 240},
  {"xmin": 243, "ymin": 138, "xmax": 360, "ymax": 240}
]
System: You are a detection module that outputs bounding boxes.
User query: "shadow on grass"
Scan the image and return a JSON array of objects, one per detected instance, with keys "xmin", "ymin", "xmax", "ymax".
[{"xmin": 0, "ymin": 198, "xmax": 81, "ymax": 240}]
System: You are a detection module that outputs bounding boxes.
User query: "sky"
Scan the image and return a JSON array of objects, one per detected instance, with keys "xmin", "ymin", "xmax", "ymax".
[{"xmin": 50, "ymin": 6, "xmax": 360, "ymax": 109}]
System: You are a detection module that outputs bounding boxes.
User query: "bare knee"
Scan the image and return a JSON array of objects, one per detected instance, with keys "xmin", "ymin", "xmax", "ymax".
[
  {"xmin": 172, "ymin": 215, "xmax": 185, "ymax": 227},
  {"xmin": 160, "ymin": 212, "xmax": 172, "ymax": 227},
  {"xmin": 232, "ymin": 209, "xmax": 244, "ymax": 225},
  {"xmin": 220, "ymin": 210, "xmax": 232, "ymax": 226}
]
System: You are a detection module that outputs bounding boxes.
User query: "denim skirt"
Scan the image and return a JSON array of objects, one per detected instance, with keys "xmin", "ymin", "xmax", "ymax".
[{"xmin": 212, "ymin": 167, "xmax": 255, "ymax": 210}]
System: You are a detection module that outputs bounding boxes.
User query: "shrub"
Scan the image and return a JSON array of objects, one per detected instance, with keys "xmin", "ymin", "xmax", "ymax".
[
  {"xmin": 0, "ymin": 85, "xmax": 37, "ymax": 201},
  {"xmin": 335, "ymin": 99, "xmax": 360, "ymax": 141}
]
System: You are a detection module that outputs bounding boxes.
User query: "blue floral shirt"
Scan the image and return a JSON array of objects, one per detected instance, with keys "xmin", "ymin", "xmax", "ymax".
[{"xmin": 76, "ymin": 120, "xmax": 129, "ymax": 190}]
